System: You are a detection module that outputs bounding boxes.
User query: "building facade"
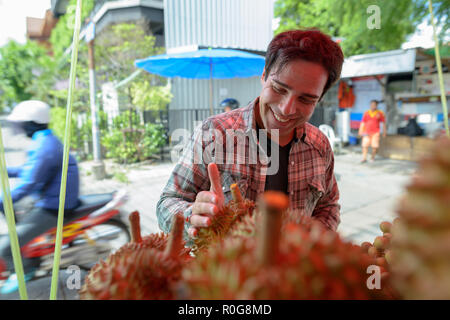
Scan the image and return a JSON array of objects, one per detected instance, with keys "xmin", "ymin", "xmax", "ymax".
[{"xmin": 164, "ymin": 0, "xmax": 274, "ymax": 134}]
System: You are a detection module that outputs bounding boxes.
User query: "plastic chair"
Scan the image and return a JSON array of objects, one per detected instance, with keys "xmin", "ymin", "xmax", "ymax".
[{"xmin": 319, "ymin": 124, "xmax": 342, "ymax": 153}]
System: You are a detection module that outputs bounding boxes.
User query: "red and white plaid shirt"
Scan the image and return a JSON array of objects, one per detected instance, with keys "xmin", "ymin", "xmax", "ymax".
[{"xmin": 157, "ymin": 98, "xmax": 340, "ymax": 236}]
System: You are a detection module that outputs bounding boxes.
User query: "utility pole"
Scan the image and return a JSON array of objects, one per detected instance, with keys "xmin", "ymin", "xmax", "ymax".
[{"xmin": 86, "ymin": 21, "xmax": 105, "ymax": 179}]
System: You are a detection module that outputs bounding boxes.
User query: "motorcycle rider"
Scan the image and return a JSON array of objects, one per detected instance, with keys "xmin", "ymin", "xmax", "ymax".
[{"xmin": 0, "ymin": 100, "xmax": 80, "ymax": 294}]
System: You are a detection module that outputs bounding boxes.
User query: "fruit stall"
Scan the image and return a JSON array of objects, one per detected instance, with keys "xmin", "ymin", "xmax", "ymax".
[{"xmin": 79, "ymin": 137, "xmax": 450, "ymax": 300}]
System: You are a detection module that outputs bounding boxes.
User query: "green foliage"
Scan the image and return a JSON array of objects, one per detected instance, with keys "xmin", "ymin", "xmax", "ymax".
[
  {"xmin": 130, "ymin": 81, "xmax": 173, "ymax": 112},
  {"xmin": 2, "ymin": 7, "xmax": 169, "ymax": 164},
  {"xmin": 101, "ymin": 110, "xmax": 166, "ymax": 164},
  {"xmin": 94, "ymin": 21, "xmax": 164, "ymax": 84},
  {"xmin": 113, "ymin": 171, "xmax": 130, "ymax": 184},
  {"xmin": 49, "ymin": 106, "xmax": 78, "ymax": 147},
  {"xmin": 47, "ymin": 0, "xmax": 93, "ymax": 114},
  {"xmin": 92, "ymin": 21, "xmax": 169, "ymax": 164},
  {"xmin": 414, "ymin": 0, "xmax": 450, "ymax": 43},
  {"xmin": 0, "ymin": 40, "xmax": 55, "ymax": 111},
  {"xmin": 49, "ymin": 0, "xmax": 95, "ymax": 59},
  {"xmin": 50, "ymin": 106, "xmax": 108, "ymax": 160},
  {"xmin": 274, "ymin": 0, "xmax": 449, "ymax": 56}
]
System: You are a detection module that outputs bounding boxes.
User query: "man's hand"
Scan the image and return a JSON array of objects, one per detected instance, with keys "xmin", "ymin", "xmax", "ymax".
[{"xmin": 188, "ymin": 163, "xmax": 224, "ymax": 238}]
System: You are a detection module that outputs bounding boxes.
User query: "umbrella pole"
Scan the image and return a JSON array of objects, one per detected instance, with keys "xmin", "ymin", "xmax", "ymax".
[
  {"xmin": 209, "ymin": 60, "xmax": 214, "ymax": 116},
  {"xmin": 428, "ymin": 0, "xmax": 449, "ymax": 137}
]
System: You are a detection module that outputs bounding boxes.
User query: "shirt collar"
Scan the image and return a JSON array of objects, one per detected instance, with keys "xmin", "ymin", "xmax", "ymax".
[{"xmin": 32, "ymin": 129, "xmax": 52, "ymax": 140}]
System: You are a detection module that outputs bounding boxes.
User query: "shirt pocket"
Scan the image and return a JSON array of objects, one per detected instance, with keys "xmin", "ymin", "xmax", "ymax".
[
  {"xmin": 305, "ymin": 177, "xmax": 325, "ymax": 216},
  {"xmin": 221, "ymin": 173, "xmax": 248, "ymax": 204}
]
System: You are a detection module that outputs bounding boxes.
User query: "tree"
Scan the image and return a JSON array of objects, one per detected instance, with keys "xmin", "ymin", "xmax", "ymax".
[
  {"xmin": 414, "ymin": 0, "xmax": 450, "ymax": 42},
  {"xmin": 94, "ymin": 20, "xmax": 164, "ymax": 84},
  {"xmin": 94, "ymin": 21, "xmax": 168, "ymax": 123},
  {"xmin": 274, "ymin": 0, "xmax": 448, "ymax": 57},
  {"xmin": 274, "ymin": 0, "xmax": 449, "ymax": 131},
  {"xmin": 49, "ymin": 0, "xmax": 95, "ymax": 59},
  {"xmin": 0, "ymin": 40, "xmax": 54, "ymax": 111},
  {"xmin": 92, "ymin": 21, "xmax": 170, "ymax": 163}
]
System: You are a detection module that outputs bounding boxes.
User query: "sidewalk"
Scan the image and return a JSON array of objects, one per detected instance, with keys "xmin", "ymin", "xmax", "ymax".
[
  {"xmin": 78, "ymin": 159, "xmax": 176, "ymax": 235},
  {"xmin": 0, "ymin": 146, "xmax": 417, "ymax": 299},
  {"xmin": 334, "ymin": 148, "xmax": 416, "ymax": 244},
  {"xmin": 78, "ymin": 148, "xmax": 417, "ymax": 245}
]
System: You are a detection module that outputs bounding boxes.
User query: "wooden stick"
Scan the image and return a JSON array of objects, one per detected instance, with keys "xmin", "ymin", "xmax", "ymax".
[
  {"xmin": 164, "ymin": 213, "xmax": 185, "ymax": 258},
  {"xmin": 256, "ymin": 191, "xmax": 289, "ymax": 266},
  {"xmin": 230, "ymin": 183, "xmax": 244, "ymax": 204},
  {"xmin": 129, "ymin": 211, "xmax": 143, "ymax": 243}
]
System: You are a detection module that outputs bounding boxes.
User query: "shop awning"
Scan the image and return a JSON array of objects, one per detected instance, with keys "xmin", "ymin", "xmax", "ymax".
[{"xmin": 341, "ymin": 48, "xmax": 416, "ymax": 79}]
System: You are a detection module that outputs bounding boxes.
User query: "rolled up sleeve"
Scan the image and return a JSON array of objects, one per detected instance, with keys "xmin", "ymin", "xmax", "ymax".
[
  {"xmin": 311, "ymin": 152, "xmax": 341, "ymax": 231},
  {"xmin": 156, "ymin": 122, "xmax": 211, "ymax": 238}
]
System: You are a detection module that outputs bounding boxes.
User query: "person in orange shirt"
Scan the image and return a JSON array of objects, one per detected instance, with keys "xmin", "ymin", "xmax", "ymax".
[{"xmin": 358, "ymin": 100, "xmax": 386, "ymax": 163}]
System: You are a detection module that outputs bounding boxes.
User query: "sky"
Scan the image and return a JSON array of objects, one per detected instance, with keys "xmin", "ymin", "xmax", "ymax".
[
  {"xmin": 0, "ymin": 0, "xmax": 52, "ymax": 47},
  {"xmin": 0, "ymin": 0, "xmax": 439, "ymax": 50}
]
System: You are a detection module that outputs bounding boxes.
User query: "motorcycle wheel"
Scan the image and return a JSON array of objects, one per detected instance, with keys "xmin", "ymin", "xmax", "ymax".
[{"xmin": 73, "ymin": 217, "xmax": 131, "ymax": 270}]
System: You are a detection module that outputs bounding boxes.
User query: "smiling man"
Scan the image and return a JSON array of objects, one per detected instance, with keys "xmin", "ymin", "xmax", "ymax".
[{"xmin": 157, "ymin": 29, "xmax": 344, "ymax": 239}]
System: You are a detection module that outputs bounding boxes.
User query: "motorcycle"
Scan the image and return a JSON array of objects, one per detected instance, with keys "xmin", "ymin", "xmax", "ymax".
[{"xmin": 0, "ymin": 189, "xmax": 131, "ymax": 282}]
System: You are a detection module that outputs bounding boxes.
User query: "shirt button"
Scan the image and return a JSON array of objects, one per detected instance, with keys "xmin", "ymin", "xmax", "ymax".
[{"xmin": 291, "ymin": 161, "xmax": 295, "ymax": 166}]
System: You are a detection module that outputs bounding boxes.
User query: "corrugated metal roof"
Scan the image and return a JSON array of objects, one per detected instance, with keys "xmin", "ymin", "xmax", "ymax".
[
  {"xmin": 341, "ymin": 48, "xmax": 417, "ymax": 78},
  {"xmin": 164, "ymin": 0, "xmax": 273, "ymax": 51}
]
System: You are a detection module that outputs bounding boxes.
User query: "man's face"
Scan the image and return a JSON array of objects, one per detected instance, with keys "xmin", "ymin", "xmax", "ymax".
[
  {"xmin": 257, "ymin": 59, "xmax": 328, "ymax": 144},
  {"xmin": 370, "ymin": 101, "xmax": 378, "ymax": 110}
]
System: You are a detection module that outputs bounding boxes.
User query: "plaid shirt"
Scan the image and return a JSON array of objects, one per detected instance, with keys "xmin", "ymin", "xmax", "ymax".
[{"xmin": 157, "ymin": 98, "xmax": 340, "ymax": 237}]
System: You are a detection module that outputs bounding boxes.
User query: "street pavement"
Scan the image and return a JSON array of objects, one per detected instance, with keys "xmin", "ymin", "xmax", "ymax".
[
  {"xmin": 0, "ymin": 123, "xmax": 418, "ymax": 299},
  {"xmin": 77, "ymin": 148, "xmax": 417, "ymax": 245}
]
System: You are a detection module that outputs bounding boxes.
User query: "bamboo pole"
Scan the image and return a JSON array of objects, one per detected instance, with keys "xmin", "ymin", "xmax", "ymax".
[
  {"xmin": 0, "ymin": 128, "xmax": 28, "ymax": 299},
  {"xmin": 50, "ymin": 0, "xmax": 83, "ymax": 300},
  {"xmin": 428, "ymin": 0, "xmax": 449, "ymax": 137}
]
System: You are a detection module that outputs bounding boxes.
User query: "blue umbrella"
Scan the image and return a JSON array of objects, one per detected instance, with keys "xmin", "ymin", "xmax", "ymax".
[{"xmin": 135, "ymin": 48, "xmax": 265, "ymax": 114}]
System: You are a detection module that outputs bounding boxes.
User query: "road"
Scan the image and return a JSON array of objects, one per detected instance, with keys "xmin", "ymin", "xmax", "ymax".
[{"xmin": 0, "ymin": 122, "xmax": 417, "ymax": 244}]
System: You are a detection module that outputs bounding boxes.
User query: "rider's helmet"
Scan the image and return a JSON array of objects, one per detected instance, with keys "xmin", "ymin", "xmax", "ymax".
[
  {"xmin": 220, "ymin": 98, "xmax": 240, "ymax": 112},
  {"xmin": 7, "ymin": 100, "xmax": 50, "ymax": 124},
  {"xmin": 7, "ymin": 100, "xmax": 50, "ymax": 137}
]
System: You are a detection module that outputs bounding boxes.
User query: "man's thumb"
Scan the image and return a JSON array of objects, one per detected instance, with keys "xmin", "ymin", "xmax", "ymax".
[{"xmin": 208, "ymin": 163, "xmax": 224, "ymax": 198}]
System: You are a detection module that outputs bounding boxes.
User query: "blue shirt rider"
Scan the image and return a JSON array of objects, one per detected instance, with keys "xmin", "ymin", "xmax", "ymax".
[{"xmin": 0, "ymin": 100, "xmax": 80, "ymax": 294}]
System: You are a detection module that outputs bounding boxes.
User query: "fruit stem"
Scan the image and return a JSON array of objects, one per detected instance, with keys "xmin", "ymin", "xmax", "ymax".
[
  {"xmin": 230, "ymin": 183, "xmax": 244, "ymax": 204},
  {"xmin": 129, "ymin": 211, "xmax": 142, "ymax": 243},
  {"xmin": 165, "ymin": 213, "xmax": 185, "ymax": 258},
  {"xmin": 256, "ymin": 191, "xmax": 289, "ymax": 266}
]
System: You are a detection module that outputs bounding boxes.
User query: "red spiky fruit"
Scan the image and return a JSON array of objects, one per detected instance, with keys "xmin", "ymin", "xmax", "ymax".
[
  {"xmin": 181, "ymin": 191, "xmax": 395, "ymax": 300},
  {"xmin": 192, "ymin": 183, "xmax": 255, "ymax": 254},
  {"xmin": 79, "ymin": 212, "xmax": 191, "ymax": 300},
  {"xmin": 390, "ymin": 137, "xmax": 450, "ymax": 299}
]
